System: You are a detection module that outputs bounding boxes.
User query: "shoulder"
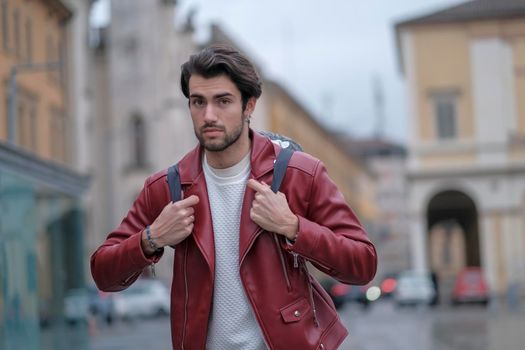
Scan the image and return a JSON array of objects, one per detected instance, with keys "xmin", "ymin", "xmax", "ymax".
[
  {"xmin": 287, "ymin": 151, "xmax": 322, "ymax": 177},
  {"xmin": 143, "ymin": 168, "xmax": 168, "ymax": 190}
]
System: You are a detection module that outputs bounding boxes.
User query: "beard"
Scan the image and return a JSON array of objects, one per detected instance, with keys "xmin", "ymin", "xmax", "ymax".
[{"xmin": 195, "ymin": 114, "xmax": 246, "ymax": 152}]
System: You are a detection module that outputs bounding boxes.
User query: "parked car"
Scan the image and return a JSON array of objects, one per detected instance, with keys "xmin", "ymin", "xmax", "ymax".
[
  {"xmin": 451, "ymin": 267, "xmax": 489, "ymax": 305},
  {"xmin": 320, "ymin": 278, "xmax": 349, "ymax": 309},
  {"xmin": 380, "ymin": 273, "xmax": 398, "ymax": 298},
  {"xmin": 88, "ymin": 285, "xmax": 115, "ymax": 324},
  {"xmin": 320, "ymin": 277, "xmax": 375, "ymax": 310},
  {"xmin": 112, "ymin": 279, "xmax": 170, "ymax": 320},
  {"xmin": 64, "ymin": 288, "xmax": 90, "ymax": 325},
  {"xmin": 394, "ymin": 271, "xmax": 436, "ymax": 306}
]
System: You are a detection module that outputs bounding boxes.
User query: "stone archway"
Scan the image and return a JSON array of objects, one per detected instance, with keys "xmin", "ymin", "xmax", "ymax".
[{"xmin": 427, "ymin": 190, "xmax": 480, "ymax": 301}]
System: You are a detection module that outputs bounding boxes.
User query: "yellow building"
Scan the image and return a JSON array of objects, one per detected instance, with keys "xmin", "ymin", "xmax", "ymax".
[
  {"xmin": 396, "ymin": 0, "xmax": 525, "ymax": 298},
  {"xmin": 0, "ymin": 0, "xmax": 70, "ymax": 162},
  {"xmin": 265, "ymin": 81, "xmax": 377, "ymax": 225},
  {"xmin": 0, "ymin": 1, "xmax": 90, "ymax": 348},
  {"xmin": 206, "ymin": 24, "xmax": 377, "ymax": 225}
]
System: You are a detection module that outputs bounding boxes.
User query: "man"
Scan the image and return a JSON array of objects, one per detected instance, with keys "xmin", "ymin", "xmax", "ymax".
[{"xmin": 91, "ymin": 44, "xmax": 377, "ymax": 349}]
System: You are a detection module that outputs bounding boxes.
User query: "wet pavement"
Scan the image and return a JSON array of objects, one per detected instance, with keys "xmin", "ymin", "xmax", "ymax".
[
  {"xmin": 89, "ymin": 300, "xmax": 525, "ymax": 349},
  {"xmin": 339, "ymin": 300, "xmax": 525, "ymax": 350}
]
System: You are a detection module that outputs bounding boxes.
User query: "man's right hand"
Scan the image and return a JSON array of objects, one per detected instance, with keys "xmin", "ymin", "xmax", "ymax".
[{"xmin": 141, "ymin": 195, "xmax": 200, "ymax": 255}]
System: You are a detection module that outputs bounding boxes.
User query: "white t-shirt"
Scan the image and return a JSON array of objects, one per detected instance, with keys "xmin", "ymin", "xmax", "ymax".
[{"xmin": 203, "ymin": 152, "xmax": 266, "ymax": 350}]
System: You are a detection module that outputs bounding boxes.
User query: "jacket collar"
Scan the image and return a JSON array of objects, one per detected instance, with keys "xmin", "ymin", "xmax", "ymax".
[
  {"xmin": 178, "ymin": 128, "xmax": 277, "ymax": 184},
  {"xmin": 176, "ymin": 129, "xmax": 278, "ymax": 271}
]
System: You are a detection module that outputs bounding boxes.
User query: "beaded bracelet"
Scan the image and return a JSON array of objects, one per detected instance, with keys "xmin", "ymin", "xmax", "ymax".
[{"xmin": 146, "ymin": 225, "xmax": 161, "ymax": 251}]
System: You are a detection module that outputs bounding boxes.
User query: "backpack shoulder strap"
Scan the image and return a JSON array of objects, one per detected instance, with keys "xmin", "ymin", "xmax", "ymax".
[
  {"xmin": 271, "ymin": 147, "xmax": 294, "ymax": 193},
  {"xmin": 167, "ymin": 164, "xmax": 181, "ymax": 203},
  {"xmin": 168, "ymin": 146, "xmax": 294, "ymax": 200}
]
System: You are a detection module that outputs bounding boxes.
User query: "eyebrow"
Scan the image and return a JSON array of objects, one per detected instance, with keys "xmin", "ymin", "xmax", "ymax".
[{"xmin": 189, "ymin": 92, "xmax": 235, "ymax": 99}]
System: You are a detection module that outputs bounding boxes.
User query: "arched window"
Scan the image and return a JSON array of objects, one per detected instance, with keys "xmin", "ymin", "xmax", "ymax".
[{"xmin": 131, "ymin": 113, "xmax": 146, "ymax": 168}]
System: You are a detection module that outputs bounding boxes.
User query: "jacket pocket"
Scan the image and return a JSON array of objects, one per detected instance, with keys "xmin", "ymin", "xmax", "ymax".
[{"xmin": 280, "ymin": 297, "xmax": 311, "ymax": 324}]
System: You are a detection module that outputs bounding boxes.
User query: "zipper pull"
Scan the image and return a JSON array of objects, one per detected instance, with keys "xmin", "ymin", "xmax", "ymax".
[
  {"xmin": 293, "ymin": 252, "xmax": 299, "ymax": 268},
  {"xmin": 150, "ymin": 262, "xmax": 156, "ymax": 277}
]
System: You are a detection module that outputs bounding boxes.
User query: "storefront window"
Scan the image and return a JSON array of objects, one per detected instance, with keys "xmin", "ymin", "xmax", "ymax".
[{"xmin": 0, "ymin": 169, "xmax": 89, "ymax": 350}]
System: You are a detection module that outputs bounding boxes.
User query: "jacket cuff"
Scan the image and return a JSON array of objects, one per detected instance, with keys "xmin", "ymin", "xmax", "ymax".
[
  {"xmin": 285, "ymin": 215, "xmax": 320, "ymax": 257},
  {"xmin": 126, "ymin": 231, "xmax": 164, "ymax": 269}
]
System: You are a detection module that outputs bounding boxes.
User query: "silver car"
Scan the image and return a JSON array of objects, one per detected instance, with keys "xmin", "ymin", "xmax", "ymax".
[{"xmin": 394, "ymin": 271, "xmax": 436, "ymax": 306}]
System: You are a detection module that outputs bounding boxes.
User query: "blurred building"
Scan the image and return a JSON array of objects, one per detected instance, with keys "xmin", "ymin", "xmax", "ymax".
[
  {"xmin": 265, "ymin": 82, "xmax": 377, "ymax": 226},
  {"xmin": 396, "ymin": 0, "xmax": 525, "ymax": 298},
  {"xmin": 207, "ymin": 25, "xmax": 378, "ymax": 230},
  {"xmin": 337, "ymin": 136, "xmax": 410, "ymax": 280},
  {"xmin": 0, "ymin": 0, "xmax": 90, "ymax": 349},
  {"xmin": 86, "ymin": 0, "xmax": 198, "ymax": 281}
]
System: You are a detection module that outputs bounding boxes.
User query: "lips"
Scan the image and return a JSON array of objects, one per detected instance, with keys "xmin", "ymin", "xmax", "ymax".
[{"xmin": 201, "ymin": 126, "xmax": 225, "ymax": 135}]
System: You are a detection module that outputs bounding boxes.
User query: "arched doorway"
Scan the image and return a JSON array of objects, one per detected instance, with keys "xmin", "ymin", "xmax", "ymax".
[{"xmin": 427, "ymin": 190, "xmax": 480, "ymax": 301}]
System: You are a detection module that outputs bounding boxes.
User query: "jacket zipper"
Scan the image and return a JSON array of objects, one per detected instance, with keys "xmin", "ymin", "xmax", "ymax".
[
  {"xmin": 273, "ymin": 233, "xmax": 291, "ymax": 291},
  {"xmin": 181, "ymin": 243, "xmax": 189, "ymax": 349},
  {"xmin": 239, "ymin": 227, "xmax": 263, "ymax": 266},
  {"xmin": 150, "ymin": 262, "xmax": 156, "ymax": 277},
  {"xmin": 301, "ymin": 262, "xmax": 319, "ymax": 327},
  {"xmin": 292, "ymin": 252, "xmax": 299, "ymax": 268},
  {"xmin": 239, "ymin": 227, "xmax": 273, "ymax": 348}
]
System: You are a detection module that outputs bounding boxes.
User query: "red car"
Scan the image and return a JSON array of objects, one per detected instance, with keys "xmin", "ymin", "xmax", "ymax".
[{"xmin": 451, "ymin": 267, "xmax": 489, "ymax": 305}]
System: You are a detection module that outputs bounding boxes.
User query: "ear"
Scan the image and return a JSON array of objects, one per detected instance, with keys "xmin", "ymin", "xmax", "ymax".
[{"xmin": 244, "ymin": 97, "xmax": 257, "ymax": 116}]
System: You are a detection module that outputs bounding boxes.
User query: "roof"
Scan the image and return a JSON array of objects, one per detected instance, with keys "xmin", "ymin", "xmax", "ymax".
[
  {"xmin": 335, "ymin": 135, "xmax": 407, "ymax": 159},
  {"xmin": 394, "ymin": 0, "xmax": 525, "ymax": 74},
  {"xmin": 43, "ymin": 0, "xmax": 73, "ymax": 22},
  {"xmin": 265, "ymin": 80, "xmax": 374, "ymax": 175},
  {"xmin": 396, "ymin": 0, "xmax": 525, "ymax": 27}
]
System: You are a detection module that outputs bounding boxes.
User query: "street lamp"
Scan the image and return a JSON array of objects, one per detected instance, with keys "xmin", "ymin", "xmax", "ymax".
[{"xmin": 7, "ymin": 61, "xmax": 62, "ymax": 145}]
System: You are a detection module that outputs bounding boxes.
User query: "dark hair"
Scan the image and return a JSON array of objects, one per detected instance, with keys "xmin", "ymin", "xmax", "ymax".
[{"xmin": 180, "ymin": 44, "xmax": 262, "ymax": 110}]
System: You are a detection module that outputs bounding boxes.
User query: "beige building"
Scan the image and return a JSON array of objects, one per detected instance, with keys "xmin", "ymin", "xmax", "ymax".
[
  {"xmin": 87, "ymin": 0, "xmax": 198, "ymax": 281},
  {"xmin": 396, "ymin": 0, "xmax": 525, "ymax": 297},
  {"xmin": 265, "ymin": 81, "xmax": 377, "ymax": 225},
  {"xmin": 0, "ymin": 0, "xmax": 71, "ymax": 162},
  {"xmin": 207, "ymin": 25, "xmax": 377, "ymax": 226},
  {"xmin": 0, "ymin": 1, "xmax": 91, "ymax": 348}
]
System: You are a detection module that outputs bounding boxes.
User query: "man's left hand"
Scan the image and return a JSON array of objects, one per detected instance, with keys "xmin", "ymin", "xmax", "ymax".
[{"xmin": 247, "ymin": 179, "xmax": 298, "ymax": 241}]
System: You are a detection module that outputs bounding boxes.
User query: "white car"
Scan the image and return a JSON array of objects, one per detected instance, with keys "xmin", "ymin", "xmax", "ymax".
[
  {"xmin": 394, "ymin": 271, "xmax": 436, "ymax": 306},
  {"xmin": 113, "ymin": 279, "xmax": 170, "ymax": 320}
]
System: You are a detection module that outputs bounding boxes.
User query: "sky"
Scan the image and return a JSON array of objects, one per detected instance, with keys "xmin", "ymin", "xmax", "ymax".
[{"xmin": 92, "ymin": 0, "xmax": 466, "ymax": 144}]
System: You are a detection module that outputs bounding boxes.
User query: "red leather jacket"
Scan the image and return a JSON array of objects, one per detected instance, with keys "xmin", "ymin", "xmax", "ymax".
[{"xmin": 91, "ymin": 131, "xmax": 377, "ymax": 349}]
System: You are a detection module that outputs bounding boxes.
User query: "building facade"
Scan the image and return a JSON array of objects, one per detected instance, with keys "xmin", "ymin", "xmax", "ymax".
[
  {"xmin": 338, "ymin": 137, "xmax": 410, "ymax": 281},
  {"xmin": 0, "ymin": 0, "xmax": 90, "ymax": 348},
  {"xmin": 396, "ymin": 0, "xmax": 525, "ymax": 298},
  {"xmin": 87, "ymin": 0, "xmax": 198, "ymax": 281}
]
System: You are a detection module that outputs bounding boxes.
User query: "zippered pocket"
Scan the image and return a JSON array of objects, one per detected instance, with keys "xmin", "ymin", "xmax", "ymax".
[{"xmin": 273, "ymin": 233, "xmax": 292, "ymax": 291}]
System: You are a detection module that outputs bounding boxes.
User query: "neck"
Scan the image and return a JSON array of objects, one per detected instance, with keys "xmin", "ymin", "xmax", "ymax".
[{"xmin": 205, "ymin": 132, "xmax": 251, "ymax": 169}]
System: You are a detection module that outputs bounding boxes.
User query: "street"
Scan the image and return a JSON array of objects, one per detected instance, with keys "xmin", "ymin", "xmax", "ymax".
[{"xmin": 89, "ymin": 300, "xmax": 525, "ymax": 349}]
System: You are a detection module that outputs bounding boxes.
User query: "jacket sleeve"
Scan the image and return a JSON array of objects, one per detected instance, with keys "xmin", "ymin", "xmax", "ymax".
[
  {"xmin": 287, "ymin": 161, "xmax": 377, "ymax": 285},
  {"xmin": 90, "ymin": 177, "xmax": 164, "ymax": 292}
]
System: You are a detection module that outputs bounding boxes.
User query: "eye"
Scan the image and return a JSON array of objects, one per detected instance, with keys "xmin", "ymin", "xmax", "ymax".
[
  {"xmin": 191, "ymin": 98, "xmax": 205, "ymax": 107},
  {"xmin": 218, "ymin": 98, "xmax": 231, "ymax": 106}
]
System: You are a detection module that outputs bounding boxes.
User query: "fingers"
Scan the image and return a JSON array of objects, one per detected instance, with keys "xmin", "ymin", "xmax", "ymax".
[
  {"xmin": 247, "ymin": 179, "xmax": 270, "ymax": 193},
  {"xmin": 180, "ymin": 194, "xmax": 199, "ymax": 207}
]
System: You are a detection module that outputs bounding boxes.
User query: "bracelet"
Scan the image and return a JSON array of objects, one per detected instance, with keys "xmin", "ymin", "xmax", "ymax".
[{"xmin": 146, "ymin": 225, "xmax": 161, "ymax": 251}]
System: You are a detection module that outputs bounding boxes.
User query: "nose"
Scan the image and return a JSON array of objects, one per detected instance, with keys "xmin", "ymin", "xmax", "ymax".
[{"xmin": 203, "ymin": 104, "xmax": 218, "ymax": 123}]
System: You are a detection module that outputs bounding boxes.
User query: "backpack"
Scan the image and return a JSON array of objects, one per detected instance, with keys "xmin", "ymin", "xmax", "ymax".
[{"xmin": 166, "ymin": 133, "xmax": 302, "ymax": 202}]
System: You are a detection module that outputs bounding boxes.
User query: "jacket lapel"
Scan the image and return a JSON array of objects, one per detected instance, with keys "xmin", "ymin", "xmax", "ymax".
[
  {"xmin": 178, "ymin": 146, "xmax": 215, "ymax": 275},
  {"xmin": 239, "ymin": 131, "xmax": 277, "ymax": 263},
  {"xmin": 177, "ymin": 130, "xmax": 279, "ymax": 271}
]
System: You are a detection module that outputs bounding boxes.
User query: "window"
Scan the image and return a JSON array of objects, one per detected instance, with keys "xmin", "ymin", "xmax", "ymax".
[
  {"xmin": 46, "ymin": 36, "xmax": 52, "ymax": 80},
  {"xmin": 50, "ymin": 108, "xmax": 66, "ymax": 162},
  {"xmin": 13, "ymin": 89, "xmax": 38, "ymax": 151},
  {"xmin": 58, "ymin": 39, "xmax": 65, "ymax": 86},
  {"xmin": 432, "ymin": 93, "xmax": 458, "ymax": 140},
  {"xmin": 1, "ymin": 0, "xmax": 8, "ymax": 51},
  {"xmin": 25, "ymin": 18, "xmax": 31, "ymax": 63},
  {"xmin": 13, "ymin": 9, "xmax": 19, "ymax": 59},
  {"xmin": 131, "ymin": 114, "xmax": 146, "ymax": 168}
]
